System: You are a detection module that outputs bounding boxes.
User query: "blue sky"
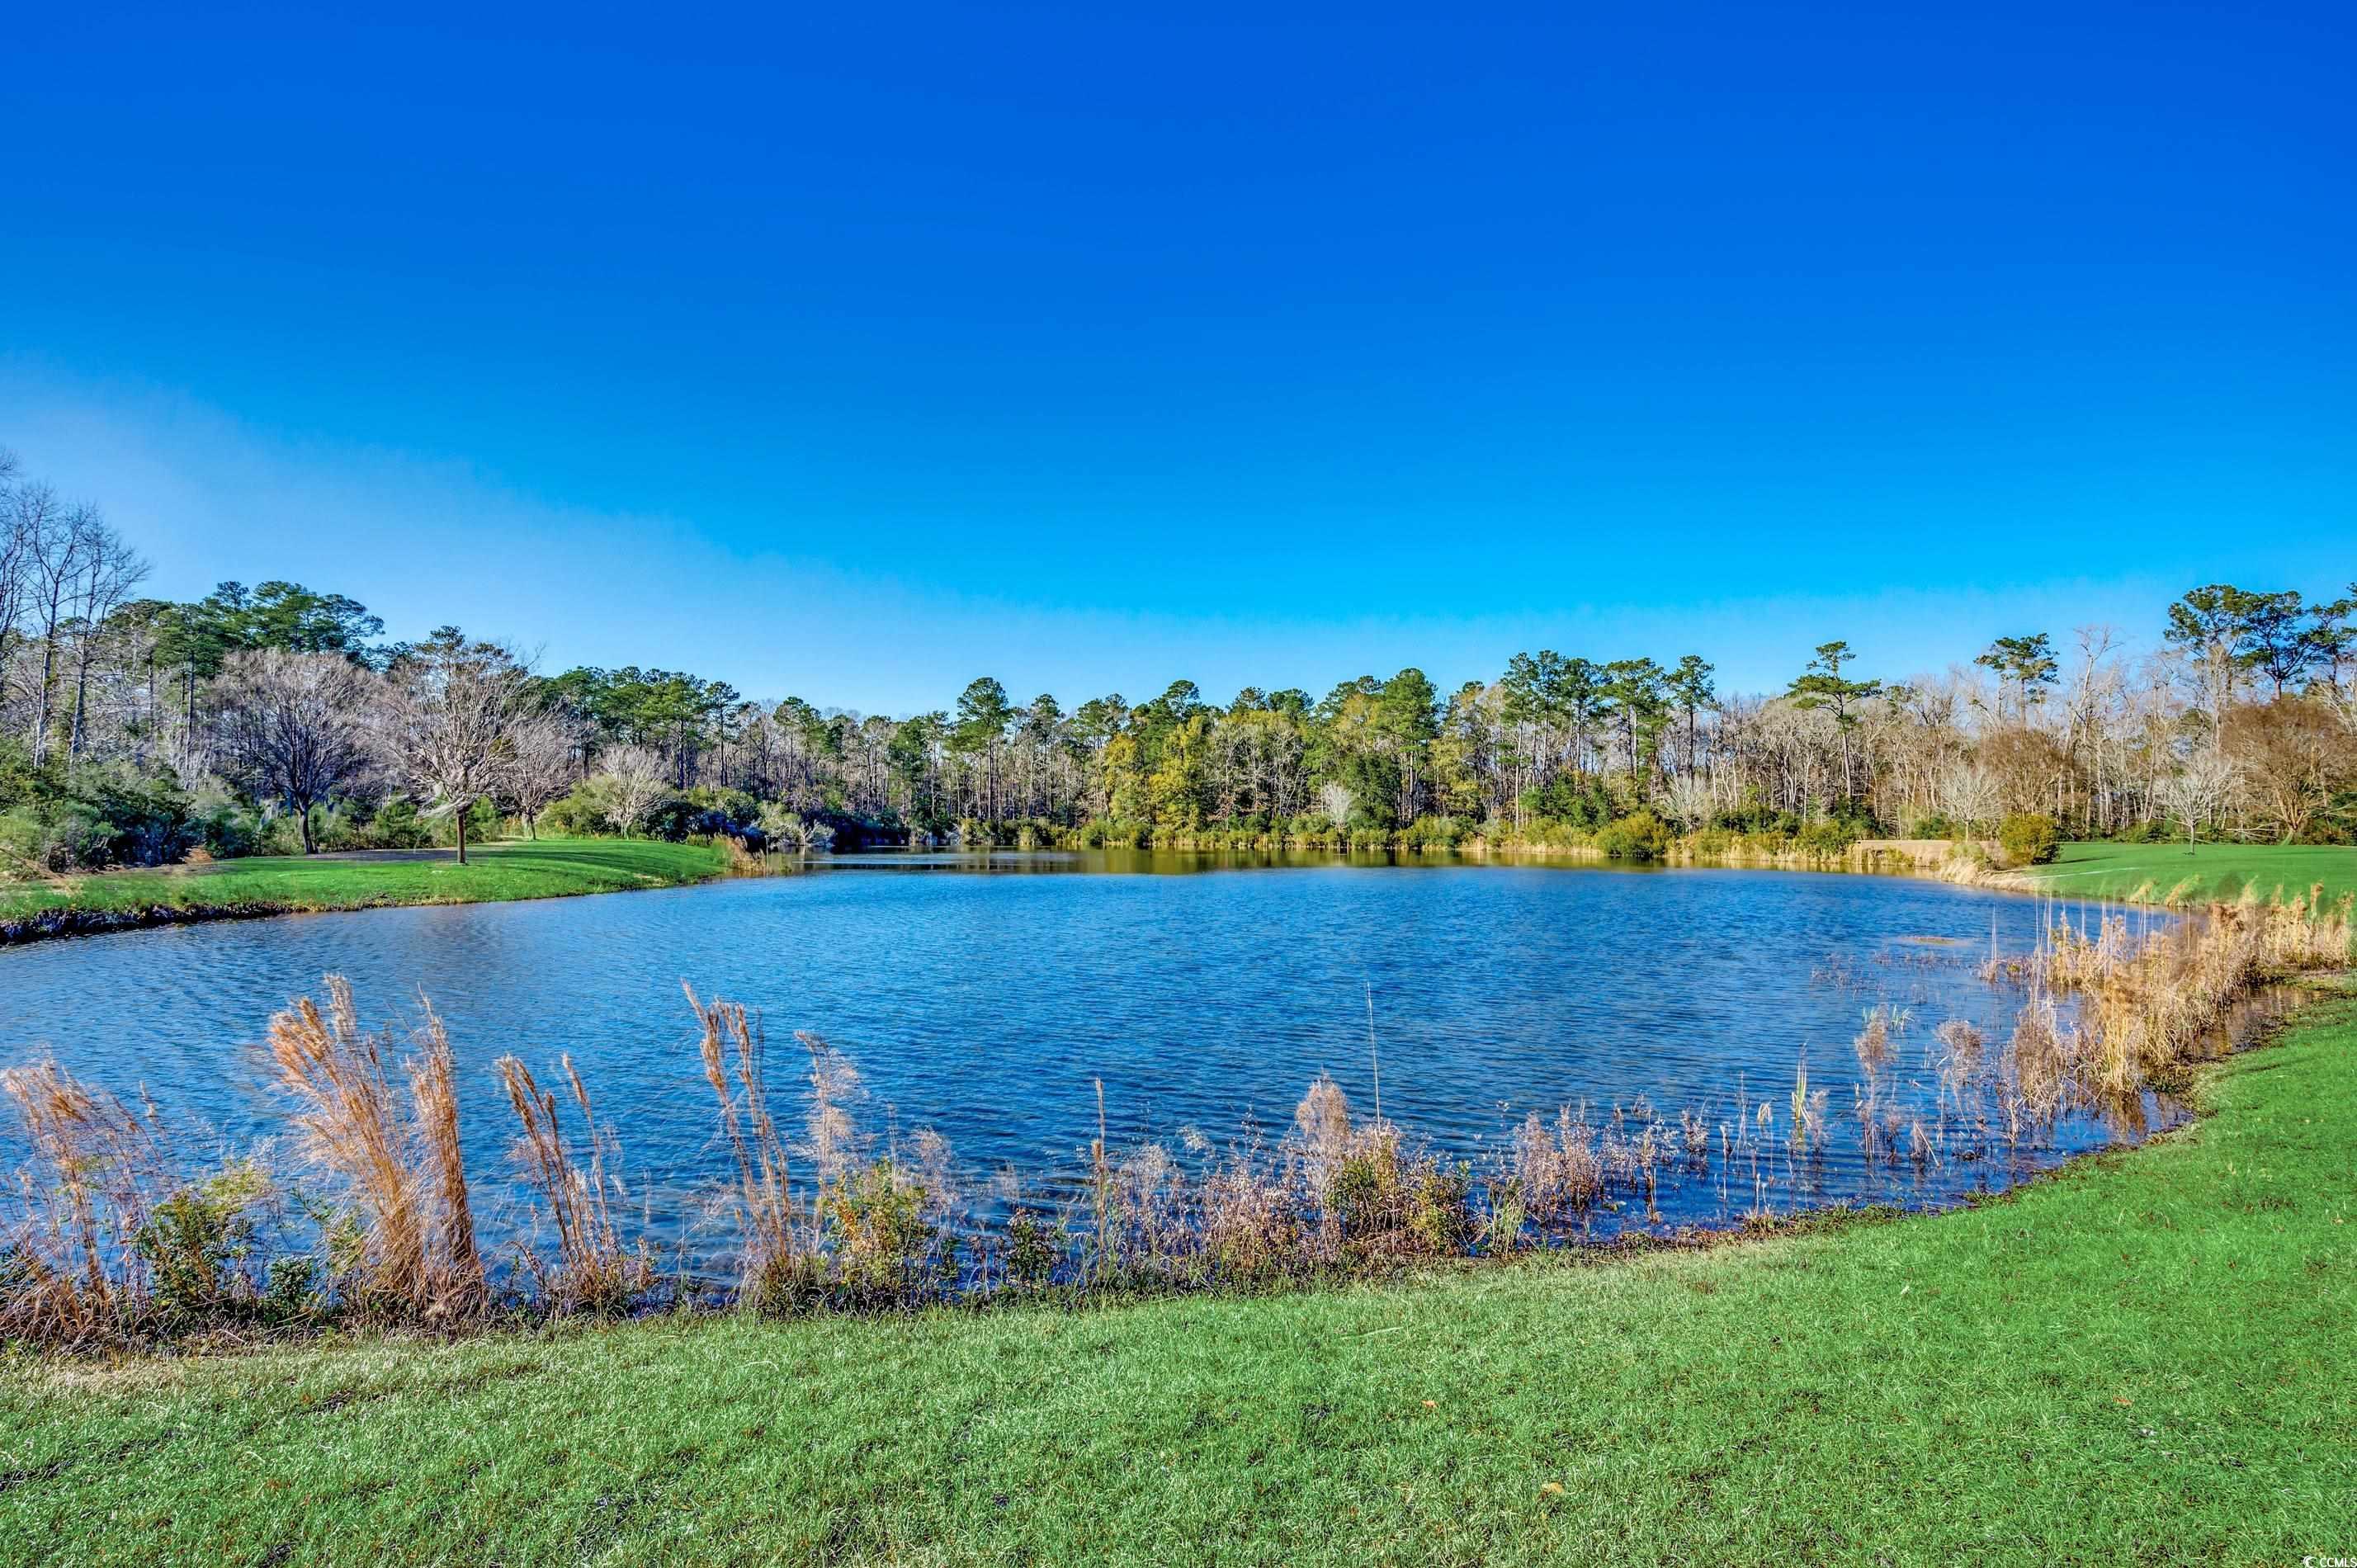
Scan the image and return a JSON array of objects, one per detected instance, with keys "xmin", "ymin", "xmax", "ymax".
[{"xmin": 4, "ymin": 1, "xmax": 2350, "ymax": 711}]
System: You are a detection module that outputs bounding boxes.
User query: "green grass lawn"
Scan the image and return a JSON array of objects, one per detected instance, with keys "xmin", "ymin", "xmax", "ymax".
[
  {"xmin": 0, "ymin": 838, "xmax": 726, "ymax": 928},
  {"xmin": 4, "ymin": 990, "xmax": 2350, "ymax": 1564},
  {"xmin": 2008, "ymin": 838, "xmax": 2357, "ymax": 908}
]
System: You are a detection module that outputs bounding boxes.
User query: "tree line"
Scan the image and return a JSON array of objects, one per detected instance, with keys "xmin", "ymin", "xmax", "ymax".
[{"xmin": 4, "ymin": 444, "xmax": 2352, "ymax": 870}]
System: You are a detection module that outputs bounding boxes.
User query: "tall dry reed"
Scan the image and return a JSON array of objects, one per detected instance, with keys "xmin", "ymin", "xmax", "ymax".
[
  {"xmin": 495, "ymin": 1053, "xmax": 640, "ymax": 1311},
  {"xmin": 0, "ymin": 1060, "xmax": 172, "ymax": 1339},
  {"xmin": 267, "ymin": 977, "xmax": 479, "ymax": 1318},
  {"xmin": 685, "ymin": 984, "xmax": 799, "ymax": 1296},
  {"xmin": 2017, "ymin": 892, "xmax": 2350, "ymax": 1097}
]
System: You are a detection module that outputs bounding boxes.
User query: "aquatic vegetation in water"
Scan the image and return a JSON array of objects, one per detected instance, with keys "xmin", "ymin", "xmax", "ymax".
[{"xmin": 4, "ymin": 893, "xmax": 2346, "ymax": 1348}]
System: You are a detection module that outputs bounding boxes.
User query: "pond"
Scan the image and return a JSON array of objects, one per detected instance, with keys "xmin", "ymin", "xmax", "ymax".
[{"xmin": 0, "ymin": 852, "xmax": 2170, "ymax": 1260}]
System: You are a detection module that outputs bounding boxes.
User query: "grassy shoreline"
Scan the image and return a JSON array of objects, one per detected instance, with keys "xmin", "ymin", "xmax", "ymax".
[
  {"xmin": 0, "ymin": 838, "xmax": 728, "ymax": 943},
  {"xmin": 1996, "ymin": 838, "xmax": 2357, "ymax": 909},
  {"xmin": 5, "ymin": 982, "xmax": 2350, "ymax": 1562},
  {"xmin": 3, "ymin": 838, "xmax": 2345, "ymax": 947}
]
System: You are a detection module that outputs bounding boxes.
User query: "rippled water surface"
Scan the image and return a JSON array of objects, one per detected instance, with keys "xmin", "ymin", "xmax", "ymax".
[{"xmin": 0, "ymin": 853, "xmax": 2154, "ymax": 1244}]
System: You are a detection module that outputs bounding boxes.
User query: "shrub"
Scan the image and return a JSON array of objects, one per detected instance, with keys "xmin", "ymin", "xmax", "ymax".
[
  {"xmin": 371, "ymin": 794, "xmax": 434, "ymax": 848},
  {"xmin": 254, "ymin": 812, "xmax": 308, "ymax": 857},
  {"xmin": 1510, "ymin": 815, "xmax": 1599, "ymax": 850},
  {"xmin": 1292, "ymin": 811, "xmax": 1340, "ymax": 847},
  {"xmin": 822, "ymin": 1158, "xmax": 942, "ymax": 1302},
  {"xmin": 1519, "ymin": 776, "xmax": 1615, "ymax": 830},
  {"xmin": 68, "ymin": 767, "xmax": 201, "ymax": 866},
  {"xmin": 1596, "ymin": 808, "xmax": 1673, "ymax": 862},
  {"xmin": 263, "ymin": 1255, "xmax": 325, "ymax": 1321},
  {"xmin": 0, "ymin": 808, "xmax": 46, "ymax": 876},
  {"xmin": 541, "ymin": 781, "xmax": 618, "ymax": 837},
  {"xmin": 1327, "ymin": 1136, "xmax": 1476, "ymax": 1259},
  {"xmin": 132, "ymin": 1162, "xmax": 271, "ymax": 1325},
  {"xmin": 1999, "ymin": 812, "xmax": 2062, "ymax": 866},
  {"xmin": 189, "ymin": 786, "xmax": 267, "ymax": 858},
  {"xmin": 1687, "ymin": 825, "xmax": 1736, "ymax": 856},
  {"xmin": 1402, "ymin": 815, "xmax": 1467, "ymax": 850},
  {"xmin": 0, "ymin": 764, "xmax": 207, "ymax": 871},
  {"xmin": 430, "ymin": 796, "xmax": 503, "ymax": 848},
  {"xmin": 1004, "ymin": 1210, "xmax": 1059, "ymax": 1288},
  {"xmin": 1795, "ymin": 815, "xmax": 1869, "ymax": 855},
  {"xmin": 756, "ymin": 804, "xmax": 836, "ymax": 852}
]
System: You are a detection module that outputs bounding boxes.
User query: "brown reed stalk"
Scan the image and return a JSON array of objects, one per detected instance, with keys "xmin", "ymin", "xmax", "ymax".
[
  {"xmin": 1198, "ymin": 1130, "xmax": 1302, "ymax": 1282},
  {"xmin": 1091, "ymin": 1077, "xmax": 1112, "ymax": 1278},
  {"xmin": 1511, "ymin": 1104, "xmax": 1602, "ymax": 1219},
  {"xmin": 2014, "ymin": 896, "xmax": 2345, "ymax": 1110},
  {"xmin": 1853, "ymin": 1004, "xmax": 1895, "ymax": 1071},
  {"xmin": 799, "ymin": 1031, "xmax": 863, "ymax": 1184},
  {"xmin": 267, "ymin": 978, "xmax": 431, "ymax": 1309},
  {"xmin": 405, "ymin": 1001, "xmax": 482, "ymax": 1311},
  {"xmin": 495, "ymin": 1053, "xmax": 631, "ymax": 1311},
  {"xmin": 0, "ymin": 1058, "xmax": 170, "ymax": 1338},
  {"xmin": 684, "ymin": 983, "xmax": 800, "ymax": 1295}
]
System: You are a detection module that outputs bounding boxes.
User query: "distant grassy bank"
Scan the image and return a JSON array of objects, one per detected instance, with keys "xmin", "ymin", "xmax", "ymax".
[
  {"xmin": 5, "ymin": 984, "xmax": 2349, "ymax": 1563},
  {"xmin": 6, "ymin": 838, "xmax": 2348, "ymax": 947},
  {"xmin": 0, "ymin": 838, "xmax": 725, "ymax": 941},
  {"xmin": 2002, "ymin": 839, "xmax": 2357, "ymax": 909}
]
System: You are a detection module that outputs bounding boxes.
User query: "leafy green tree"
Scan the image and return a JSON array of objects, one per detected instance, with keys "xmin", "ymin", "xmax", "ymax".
[
  {"xmin": 1557, "ymin": 657, "xmax": 1605, "ymax": 778},
  {"xmin": 1787, "ymin": 641, "xmax": 1882, "ymax": 804},
  {"xmin": 555, "ymin": 666, "xmax": 739, "ymax": 784},
  {"xmin": 2164, "ymin": 583, "xmax": 2267, "ymax": 739},
  {"xmin": 1499, "ymin": 650, "xmax": 1604, "ymax": 788},
  {"xmin": 150, "ymin": 598, "xmax": 237, "ymax": 770},
  {"xmin": 1973, "ymin": 633, "xmax": 2058, "ymax": 721},
  {"xmin": 243, "ymin": 582, "xmax": 383, "ymax": 658},
  {"xmin": 888, "ymin": 712, "xmax": 949, "ymax": 834},
  {"xmin": 1372, "ymin": 668, "xmax": 1440, "ymax": 822},
  {"xmin": 1600, "ymin": 658, "xmax": 1667, "ymax": 790},
  {"xmin": 1665, "ymin": 654, "xmax": 1716, "ymax": 776},
  {"xmin": 952, "ymin": 677, "xmax": 1015, "ymax": 822},
  {"xmin": 2239, "ymin": 590, "xmax": 2311, "ymax": 697},
  {"xmin": 1498, "ymin": 650, "xmax": 1556, "ymax": 801},
  {"xmin": 1145, "ymin": 712, "xmax": 1208, "ymax": 833},
  {"xmin": 2305, "ymin": 588, "xmax": 2357, "ymax": 692},
  {"xmin": 1099, "ymin": 730, "xmax": 1147, "ymax": 825},
  {"xmin": 1019, "ymin": 693, "xmax": 1067, "ymax": 817}
]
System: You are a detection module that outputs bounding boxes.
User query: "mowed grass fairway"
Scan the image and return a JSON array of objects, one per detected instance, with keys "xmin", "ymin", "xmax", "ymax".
[
  {"xmin": 4, "ymin": 994, "xmax": 2350, "ymax": 1564},
  {"xmin": 0, "ymin": 838, "xmax": 725, "ymax": 927},
  {"xmin": 2009, "ymin": 838, "xmax": 2357, "ymax": 908}
]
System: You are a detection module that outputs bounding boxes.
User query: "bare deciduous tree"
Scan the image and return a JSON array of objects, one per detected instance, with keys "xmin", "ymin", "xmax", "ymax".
[
  {"xmin": 1937, "ymin": 762, "xmax": 2001, "ymax": 839},
  {"xmin": 2155, "ymin": 750, "xmax": 2241, "ymax": 850},
  {"xmin": 64, "ymin": 518, "xmax": 150, "ymax": 764},
  {"xmin": 216, "ymin": 649, "xmax": 383, "ymax": 854},
  {"xmin": 0, "ymin": 451, "xmax": 26, "ymax": 692},
  {"xmin": 508, "ymin": 710, "xmax": 583, "ymax": 840},
  {"xmin": 17, "ymin": 489, "xmax": 96, "ymax": 765},
  {"xmin": 598, "ymin": 745, "xmax": 670, "ymax": 838},
  {"xmin": 378, "ymin": 628, "xmax": 536, "ymax": 864},
  {"xmin": 1660, "ymin": 771, "xmax": 1715, "ymax": 834}
]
